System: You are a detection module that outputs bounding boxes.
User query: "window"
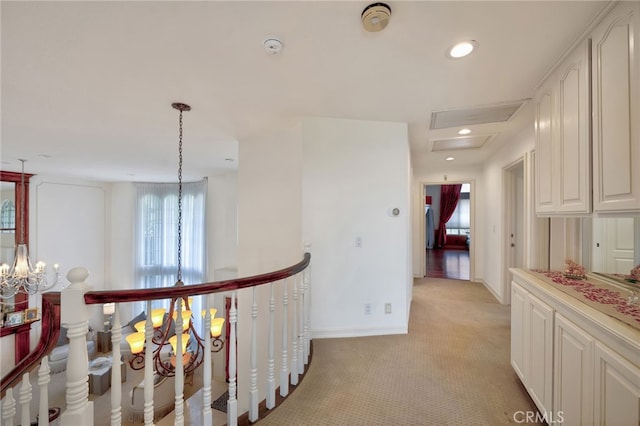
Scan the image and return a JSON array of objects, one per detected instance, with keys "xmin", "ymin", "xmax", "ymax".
[
  {"xmin": 1, "ymin": 200, "xmax": 15, "ymax": 232},
  {"xmin": 134, "ymin": 180, "xmax": 207, "ymax": 319},
  {"xmin": 446, "ymin": 183, "xmax": 470, "ymax": 235}
]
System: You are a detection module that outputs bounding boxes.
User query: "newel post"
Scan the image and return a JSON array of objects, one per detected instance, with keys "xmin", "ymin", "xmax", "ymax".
[{"xmin": 60, "ymin": 267, "xmax": 94, "ymax": 426}]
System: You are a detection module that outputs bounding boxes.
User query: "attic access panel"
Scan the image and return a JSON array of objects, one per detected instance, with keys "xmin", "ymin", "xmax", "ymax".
[{"xmin": 430, "ymin": 99, "xmax": 529, "ymax": 129}]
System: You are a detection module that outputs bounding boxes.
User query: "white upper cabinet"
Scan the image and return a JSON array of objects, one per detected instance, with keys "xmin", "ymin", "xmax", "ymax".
[
  {"xmin": 535, "ymin": 40, "xmax": 591, "ymax": 215},
  {"xmin": 592, "ymin": 1, "xmax": 640, "ymax": 213},
  {"xmin": 535, "ymin": 80, "xmax": 556, "ymax": 214},
  {"xmin": 536, "ymin": 1, "xmax": 640, "ymax": 215}
]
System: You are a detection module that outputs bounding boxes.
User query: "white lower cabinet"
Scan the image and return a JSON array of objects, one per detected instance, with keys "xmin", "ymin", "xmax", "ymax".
[
  {"xmin": 554, "ymin": 313, "xmax": 594, "ymax": 425},
  {"xmin": 511, "ymin": 270, "xmax": 640, "ymax": 425},
  {"xmin": 511, "ymin": 282, "xmax": 554, "ymax": 415},
  {"xmin": 594, "ymin": 342, "xmax": 640, "ymax": 425}
]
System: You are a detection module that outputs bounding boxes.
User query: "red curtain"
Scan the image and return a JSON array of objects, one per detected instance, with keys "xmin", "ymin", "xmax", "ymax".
[{"xmin": 436, "ymin": 184, "xmax": 462, "ymax": 248}]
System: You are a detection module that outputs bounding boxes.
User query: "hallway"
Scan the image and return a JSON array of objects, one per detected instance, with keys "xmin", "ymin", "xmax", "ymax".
[{"xmin": 259, "ymin": 277, "xmax": 540, "ymax": 425}]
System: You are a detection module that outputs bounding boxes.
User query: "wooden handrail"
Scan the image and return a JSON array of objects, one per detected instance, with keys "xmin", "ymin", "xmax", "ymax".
[
  {"xmin": 84, "ymin": 252, "xmax": 311, "ymax": 305},
  {"xmin": 1, "ymin": 292, "xmax": 61, "ymax": 398},
  {"xmin": 0, "ymin": 252, "xmax": 311, "ymax": 399}
]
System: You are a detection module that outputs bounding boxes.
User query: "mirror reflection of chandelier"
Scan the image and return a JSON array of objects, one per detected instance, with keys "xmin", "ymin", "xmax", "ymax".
[
  {"xmin": 125, "ymin": 103, "xmax": 224, "ymax": 377},
  {"xmin": 0, "ymin": 159, "xmax": 59, "ymax": 301}
]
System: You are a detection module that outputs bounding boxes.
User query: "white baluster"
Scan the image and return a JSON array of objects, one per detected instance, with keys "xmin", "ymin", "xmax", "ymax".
[
  {"xmin": 38, "ymin": 356, "xmax": 51, "ymax": 426},
  {"xmin": 266, "ymin": 282, "xmax": 276, "ymax": 409},
  {"xmin": 303, "ymin": 244, "xmax": 312, "ymax": 363},
  {"xmin": 110, "ymin": 305, "xmax": 122, "ymax": 426},
  {"xmin": 280, "ymin": 278, "xmax": 289, "ymax": 397},
  {"xmin": 143, "ymin": 300, "xmax": 154, "ymax": 426},
  {"xmin": 249, "ymin": 287, "xmax": 258, "ymax": 422},
  {"xmin": 202, "ymin": 297, "xmax": 212, "ymax": 425},
  {"xmin": 227, "ymin": 291, "xmax": 238, "ymax": 426},
  {"xmin": 174, "ymin": 298, "xmax": 185, "ymax": 426},
  {"xmin": 60, "ymin": 267, "xmax": 93, "ymax": 425},
  {"xmin": 297, "ymin": 273, "xmax": 305, "ymax": 375},
  {"xmin": 291, "ymin": 274, "xmax": 299, "ymax": 385},
  {"xmin": 19, "ymin": 372, "xmax": 31, "ymax": 426},
  {"xmin": 3, "ymin": 388, "xmax": 16, "ymax": 426}
]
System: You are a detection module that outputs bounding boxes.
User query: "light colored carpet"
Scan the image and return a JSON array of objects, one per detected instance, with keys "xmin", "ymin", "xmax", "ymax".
[{"xmin": 258, "ymin": 277, "xmax": 541, "ymax": 425}]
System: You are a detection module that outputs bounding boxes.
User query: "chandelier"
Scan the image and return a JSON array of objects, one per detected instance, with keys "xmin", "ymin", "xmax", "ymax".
[
  {"xmin": 0, "ymin": 160, "xmax": 59, "ymax": 301},
  {"xmin": 125, "ymin": 103, "xmax": 225, "ymax": 377}
]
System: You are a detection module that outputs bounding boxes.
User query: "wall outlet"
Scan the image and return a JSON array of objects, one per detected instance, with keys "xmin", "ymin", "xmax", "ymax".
[
  {"xmin": 355, "ymin": 237, "xmax": 362, "ymax": 248},
  {"xmin": 385, "ymin": 303, "xmax": 392, "ymax": 314},
  {"xmin": 364, "ymin": 303, "xmax": 373, "ymax": 315}
]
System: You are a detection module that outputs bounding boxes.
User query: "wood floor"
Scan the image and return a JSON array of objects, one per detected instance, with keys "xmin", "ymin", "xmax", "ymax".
[{"xmin": 426, "ymin": 248, "xmax": 470, "ymax": 280}]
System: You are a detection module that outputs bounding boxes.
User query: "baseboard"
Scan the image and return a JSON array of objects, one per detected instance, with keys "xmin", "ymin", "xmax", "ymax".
[
  {"xmin": 479, "ymin": 279, "xmax": 504, "ymax": 304},
  {"xmin": 312, "ymin": 325, "xmax": 408, "ymax": 339}
]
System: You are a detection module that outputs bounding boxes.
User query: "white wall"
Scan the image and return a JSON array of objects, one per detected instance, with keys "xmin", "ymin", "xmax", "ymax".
[
  {"xmin": 481, "ymin": 125, "xmax": 535, "ymax": 302},
  {"xmin": 208, "ymin": 172, "xmax": 238, "ymax": 278},
  {"xmin": 302, "ymin": 117, "xmax": 411, "ymax": 338},
  {"xmin": 31, "ymin": 176, "xmax": 111, "ymax": 336}
]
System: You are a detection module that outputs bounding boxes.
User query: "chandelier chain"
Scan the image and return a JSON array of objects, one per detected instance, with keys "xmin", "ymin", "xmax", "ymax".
[
  {"xmin": 177, "ymin": 109, "xmax": 183, "ymax": 284},
  {"xmin": 19, "ymin": 159, "xmax": 26, "ymax": 244}
]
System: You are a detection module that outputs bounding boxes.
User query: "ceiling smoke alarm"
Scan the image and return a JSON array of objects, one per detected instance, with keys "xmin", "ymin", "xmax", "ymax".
[
  {"xmin": 361, "ymin": 3, "xmax": 391, "ymax": 32},
  {"xmin": 264, "ymin": 38, "xmax": 284, "ymax": 55}
]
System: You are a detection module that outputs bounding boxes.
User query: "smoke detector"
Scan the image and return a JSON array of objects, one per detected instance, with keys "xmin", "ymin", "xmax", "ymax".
[
  {"xmin": 361, "ymin": 3, "xmax": 392, "ymax": 32},
  {"xmin": 264, "ymin": 38, "xmax": 284, "ymax": 55}
]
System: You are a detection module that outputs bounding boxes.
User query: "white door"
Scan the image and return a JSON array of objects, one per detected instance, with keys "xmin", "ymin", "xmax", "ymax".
[
  {"xmin": 605, "ymin": 218, "xmax": 634, "ymax": 273},
  {"xmin": 592, "ymin": 217, "xmax": 635, "ymax": 274}
]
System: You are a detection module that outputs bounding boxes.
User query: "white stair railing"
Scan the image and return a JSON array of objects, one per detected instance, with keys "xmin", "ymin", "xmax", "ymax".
[
  {"xmin": 266, "ymin": 282, "xmax": 276, "ymax": 409},
  {"xmin": 0, "ymin": 248, "xmax": 311, "ymax": 426},
  {"xmin": 280, "ymin": 277, "xmax": 289, "ymax": 398},
  {"xmin": 37, "ymin": 356, "xmax": 50, "ymax": 426},
  {"xmin": 109, "ymin": 307, "xmax": 123, "ymax": 426}
]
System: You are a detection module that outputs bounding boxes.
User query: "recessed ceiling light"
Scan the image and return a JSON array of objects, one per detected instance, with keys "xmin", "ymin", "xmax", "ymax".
[
  {"xmin": 225, "ymin": 158, "xmax": 235, "ymax": 162},
  {"xmin": 38, "ymin": 154, "xmax": 52, "ymax": 158},
  {"xmin": 446, "ymin": 40, "xmax": 478, "ymax": 59},
  {"xmin": 458, "ymin": 128, "xmax": 472, "ymax": 135},
  {"xmin": 446, "ymin": 157, "xmax": 455, "ymax": 161}
]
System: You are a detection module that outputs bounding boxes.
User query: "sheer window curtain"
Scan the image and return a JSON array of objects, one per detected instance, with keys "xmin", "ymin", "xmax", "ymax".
[{"xmin": 133, "ymin": 179, "xmax": 207, "ymax": 332}]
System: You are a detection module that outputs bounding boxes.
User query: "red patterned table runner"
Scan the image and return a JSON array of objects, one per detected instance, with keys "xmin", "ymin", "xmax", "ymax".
[{"xmin": 530, "ymin": 270, "xmax": 640, "ymax": 331}]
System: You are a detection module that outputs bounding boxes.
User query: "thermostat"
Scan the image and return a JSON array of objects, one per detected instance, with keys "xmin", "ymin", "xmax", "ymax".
[{"xmin": 388, "ymin": 207, "xmax": 400, "ymax": 217}]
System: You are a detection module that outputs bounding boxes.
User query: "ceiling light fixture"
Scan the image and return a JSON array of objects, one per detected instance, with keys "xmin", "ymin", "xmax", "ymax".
[
  {"xmin": 1, "ymin": 160, "xmax": 59, "ymax": 300},
  {"xmin": 447, "ymin": 40, "xmax": 479, "ymax": 59},
  {"xmin": 126, "ymin": 103, "xmax": 225, "ymax": 377},
  {"xmin": 361, "ymin": 3, "xmax": 392, "ymax": 32},
  {"xmin": 446, "ymin": 157, "xmax": 455, "ymax": 161},
  {"xmin": 458, "ymin": 128, "xmax": 472, "ymax": 135}
]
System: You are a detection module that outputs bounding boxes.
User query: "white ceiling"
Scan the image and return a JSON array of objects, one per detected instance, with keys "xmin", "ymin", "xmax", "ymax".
[{"xmin": 1, "ymin": 1, "xmax": 608, "ymax": 182}]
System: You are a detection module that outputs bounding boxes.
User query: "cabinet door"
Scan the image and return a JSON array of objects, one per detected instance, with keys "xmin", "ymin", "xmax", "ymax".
[
  {"xmin": 592, "ymin": 1, "xmax": 640, "ymax": 212},
  {"xmin": 535, "ymin": 80, "xmax": 556, "ymax": 214},
  {"xmin": 557, "ymin": 41, "xmax": 591, "ymax": 213},
  {"xmin": 511, "ymin": 282, "xmax": 527, "ymax": 382},
  {"xmin": 554, "ymin": 313, "xmax": 594, "ymax": 425},
  {"xmin": 594, "ymin": 342, "xmax": 640, "ymax": 425},
  {"xmin": 527, "ymin": 293, "xmax": 554, "ymax": 415}
]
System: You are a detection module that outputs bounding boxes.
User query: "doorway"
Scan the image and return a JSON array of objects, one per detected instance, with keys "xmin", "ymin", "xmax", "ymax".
[
  {"xmin": 503, "ymin": 159, "xmax": 525, "ymax": 304},
  {"xmin": 425, "ymin": 182, "xmax": 471, "ymax": 280}
]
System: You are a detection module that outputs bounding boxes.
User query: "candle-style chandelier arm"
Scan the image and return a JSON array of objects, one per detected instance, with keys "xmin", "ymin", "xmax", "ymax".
[{"xmin": 127, "ymin": 294, "xmax": 219, "ymax": 377}]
